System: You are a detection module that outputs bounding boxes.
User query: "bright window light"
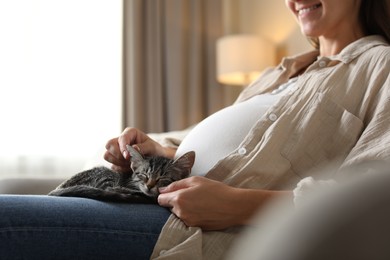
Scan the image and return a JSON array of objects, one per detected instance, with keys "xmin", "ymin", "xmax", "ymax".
[{"xmin": 0, "ymin": 0, "xmax": 122, "ymax": 177}]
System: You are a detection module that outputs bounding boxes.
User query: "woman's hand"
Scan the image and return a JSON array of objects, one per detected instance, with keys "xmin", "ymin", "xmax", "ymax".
[
  {"xmin": 158, "ymin": 176, "xmax": 283, "ymax": 230},
  {"xmin": 104, "ymin": 127, "xmax": 174, "ymax": 172}
]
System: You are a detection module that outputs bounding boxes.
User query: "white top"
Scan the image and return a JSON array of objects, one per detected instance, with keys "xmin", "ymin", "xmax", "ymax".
[{"xmin": 175, "ymin": 78, "xmax": 298, "ymax": 176}]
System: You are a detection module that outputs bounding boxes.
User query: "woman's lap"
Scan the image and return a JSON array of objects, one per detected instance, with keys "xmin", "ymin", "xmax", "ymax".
[{"xmin": 0, "ymin": 195, "xmax": 170, "ymax": 259}]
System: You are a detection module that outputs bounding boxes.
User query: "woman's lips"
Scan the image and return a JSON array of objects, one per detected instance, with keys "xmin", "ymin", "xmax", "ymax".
[{"xmin": 297, "ymin": 3, "xmax": 322, "ymax": 17}]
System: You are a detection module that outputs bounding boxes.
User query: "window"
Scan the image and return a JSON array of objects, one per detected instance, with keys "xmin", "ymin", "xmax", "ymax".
[{"xmin": 0, "ymin": 0, "xmax": 122, "ymax": 178}]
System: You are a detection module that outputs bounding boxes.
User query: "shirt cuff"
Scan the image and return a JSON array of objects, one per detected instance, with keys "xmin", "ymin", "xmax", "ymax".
[{"xmin": 293, "ymin": 177, "xmax": 338, "ymax": 207}]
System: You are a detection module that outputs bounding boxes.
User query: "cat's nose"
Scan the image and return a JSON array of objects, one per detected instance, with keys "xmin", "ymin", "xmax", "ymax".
[{"xmin": 146, "ymin": 179, "xmax": 156, "ymax": 190}]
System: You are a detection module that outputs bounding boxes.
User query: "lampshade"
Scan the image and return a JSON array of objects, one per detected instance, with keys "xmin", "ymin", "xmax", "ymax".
[{"xmin": 216, "ymin": 34, "xmax": 275, "ymax": 86}]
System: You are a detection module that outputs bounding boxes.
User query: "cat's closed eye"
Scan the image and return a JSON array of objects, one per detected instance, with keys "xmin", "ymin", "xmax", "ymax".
[{"xmin": 138, "ymin": 174, "xmax": 149, "ymax": 182}]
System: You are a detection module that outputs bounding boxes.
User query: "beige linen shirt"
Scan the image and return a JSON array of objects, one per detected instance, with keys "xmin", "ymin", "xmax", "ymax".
[{"xmin": 151, "ymin": 36, "xmax": 390, "ymax": 259}]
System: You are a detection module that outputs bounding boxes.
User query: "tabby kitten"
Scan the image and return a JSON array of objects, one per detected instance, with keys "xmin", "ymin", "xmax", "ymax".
[{"xmin": 48, "ymin": 145, "xmax": 195, "ymax": 203}]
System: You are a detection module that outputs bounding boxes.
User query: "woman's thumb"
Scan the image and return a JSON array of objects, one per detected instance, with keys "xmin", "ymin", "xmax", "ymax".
[{"xmin": 159, "ymin": 178, "xmax": 190, "ymax": 194}]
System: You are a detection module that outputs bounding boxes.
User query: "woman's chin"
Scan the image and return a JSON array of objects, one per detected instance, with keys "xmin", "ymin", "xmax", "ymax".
[{"xmin": 299, "ymin": 25, "xmax": 321, "ymax": 39}]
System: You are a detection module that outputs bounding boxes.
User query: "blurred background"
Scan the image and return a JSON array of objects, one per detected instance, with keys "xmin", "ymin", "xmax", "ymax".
[{"xmin": 0, "ymin": 0, "xmax": 311, "ymax": 179}]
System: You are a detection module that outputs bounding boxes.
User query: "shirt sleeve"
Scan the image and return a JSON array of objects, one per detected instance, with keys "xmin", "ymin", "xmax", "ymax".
[
  {"xmin": 147, "ymin": 125, "xmax": 195, "ymax": 149},
  {"xmin": 341, "ymin": 55, "xmax": 390, "ymax": 169}
]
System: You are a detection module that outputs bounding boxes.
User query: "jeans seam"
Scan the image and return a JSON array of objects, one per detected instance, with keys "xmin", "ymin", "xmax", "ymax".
[{"xmin": 0, "ymin": 227, "xmax": 159, "ymax": 236}]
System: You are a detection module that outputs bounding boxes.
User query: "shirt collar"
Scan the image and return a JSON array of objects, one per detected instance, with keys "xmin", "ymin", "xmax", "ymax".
[
  {"xmin": 280, "ymin": 50, "xmax": 319, "ymax": 78},
  {"xmin": 280, "ymin": 35, "xmax": 388, "ymax": 76},
  {"xmin": 328, "ymin": 35, "xmax": 389, "ymax": 64}
]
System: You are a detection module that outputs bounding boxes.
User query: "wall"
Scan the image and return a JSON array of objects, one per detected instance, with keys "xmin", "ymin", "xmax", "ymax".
[{"xmin": 224, "ymin": 0, "xmax": 313, "ymax": 62}]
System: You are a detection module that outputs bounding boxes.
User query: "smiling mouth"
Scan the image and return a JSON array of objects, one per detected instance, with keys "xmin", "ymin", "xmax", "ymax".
[{"xmin": 297, "ymin": 3, "xmax": 322, "ymax": 16}]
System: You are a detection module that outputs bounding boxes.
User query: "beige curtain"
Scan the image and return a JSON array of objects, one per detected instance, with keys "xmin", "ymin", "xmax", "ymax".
[{"xmin": 123, "ymin": 0, "xmax": 233, "ymax": 133}]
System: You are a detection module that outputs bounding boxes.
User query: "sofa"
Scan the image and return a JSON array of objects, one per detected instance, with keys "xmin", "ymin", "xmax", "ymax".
[
  {"xmin": 1, "ymin": 130, "xmax": 390, "ymax": 259},
  {"xmin": 227, "ymin": 164, "xmax": 390, "ymax": 260}
]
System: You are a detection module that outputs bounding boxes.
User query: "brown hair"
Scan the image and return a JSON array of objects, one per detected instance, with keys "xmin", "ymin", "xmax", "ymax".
[
  {"xmin": 308, "ymin": 0, "xmax": 390, "ymax": 49},
  {"xmin": 359, "ymin": 0, "xmax": 390, "ymax": 42}
]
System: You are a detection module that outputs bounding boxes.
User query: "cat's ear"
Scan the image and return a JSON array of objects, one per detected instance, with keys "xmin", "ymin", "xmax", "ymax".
[
  {"xmin": 126, "ymin": 145, "xmax": 145, "ymax": 171},
  {"xmin": 173, "ymin": 151, "xmax": 195, "ymax": 172}
]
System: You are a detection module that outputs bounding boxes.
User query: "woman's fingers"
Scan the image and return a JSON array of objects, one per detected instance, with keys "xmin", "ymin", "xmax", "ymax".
[
  {"xmin": 103, "ymin": 150, "xmax": 130, "ymax": 168},
  {"xmin": 157, "ymin": 177, "xmax": 200, "ymax": 207},
  {"xmin": 104, "ymin": 137, "xmax": 131, "ymax": 171},
  {"xmin": 118, "ymin": 127, "xmax": 145, "ymax": 159},
  {"xmin": 157, "ymin": 177, "xmax": 249, "ymax": 230},
  {"xmin": 105, "ymin": 138, "xmax": 123, "ymax": 159},
  {"xmin": 159, "ymin": 178, "xmax": 192, "ymax": 194},
  {"xmin": 104, "ymin": 127, "xmax": 168, "ymax": 171}
]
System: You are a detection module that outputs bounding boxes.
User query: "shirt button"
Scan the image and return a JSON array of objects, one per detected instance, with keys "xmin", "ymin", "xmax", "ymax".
[
  {"xmin": 238, "ymin": 147, "xmax": 247, "ymax": 155},
  {"xmin": 319, "ymin": 60, "xmax": 327, "ymax": 68},
  {"xmin": 268, "ymin": 113, "xmax": 278, "ymax": 122},
  {"xmin": 160, "ymin": 250, "xmax": 167, "ymax": 256}
]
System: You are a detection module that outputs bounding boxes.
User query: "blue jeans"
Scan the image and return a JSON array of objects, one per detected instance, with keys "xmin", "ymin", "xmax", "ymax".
[{"xmin": 0, "ymin": 195, "xmax": 171, "ymax": 260}]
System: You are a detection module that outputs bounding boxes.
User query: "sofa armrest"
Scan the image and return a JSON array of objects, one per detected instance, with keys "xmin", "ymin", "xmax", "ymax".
[{"xmin": 0, "ymin": 178, "xmax": 65, "ymax": 195}]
